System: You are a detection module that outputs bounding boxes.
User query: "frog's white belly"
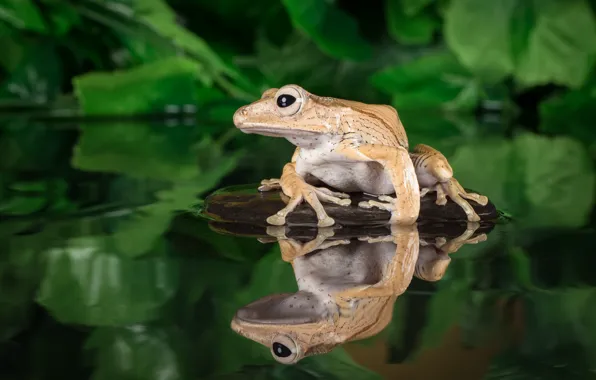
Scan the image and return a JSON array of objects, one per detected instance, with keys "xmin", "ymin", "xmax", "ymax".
[{"xmin": 295, "ymin": 142, "xmax": 395, "ymax": 194}]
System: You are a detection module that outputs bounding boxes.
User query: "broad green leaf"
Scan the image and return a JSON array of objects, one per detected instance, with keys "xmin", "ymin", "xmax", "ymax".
[
  {"xmin": 0, "ymin": 0, "xmax": 46, "ymax": 33},
  {"xmin": 371, "ymin": 51, "xmax": 480, "ymax": 111},
  {"xmin": 515, "ymin": 0, "xmax": 596, "ymax": 88},
  {"xmin": 449, "ymin": 133, "xmax": 595, "ymax": 228},
  {"xmin": 444, "ymin": 0, "xmax": 517, "ymax": 82},
  {"xmin": 387, "ymin": 0, "xmax": 438, "ymax": 46},
  {"xmin": 125, "ymin": 0, "xmax": 234, "ymax": 83},
  {"xmin": 281, "ymin": 0, "xmax": 373, "ymax": 61},
  {"xmin": 36, "ymin": 236, "xmax": 179, "ymax": 326},
  {"xmin": 73, "ymin": 57, "xmax": 200, "ymax": 115},
  {"xmin": 86, "ymin": 326, "xmax": 186, "ymax": 380}
]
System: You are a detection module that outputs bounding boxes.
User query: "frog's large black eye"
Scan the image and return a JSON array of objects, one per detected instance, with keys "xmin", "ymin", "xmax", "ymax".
[
  {"xmin": 271, "ymin": 334, "xmax": 300, "ymax": 364},
  {"xmin": 274, "ymin": 86, "xmax": 303, "ymax": 116},
  {"xmin": 277, "ymin": 94, "xmax": 296, "ymax": 108},
  {"xmin": 272, "ymin": 342, "xmax": 292, "ymax": 358}
]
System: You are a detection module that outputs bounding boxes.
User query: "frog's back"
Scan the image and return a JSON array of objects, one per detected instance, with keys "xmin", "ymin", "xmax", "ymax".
[{"xmin": 337, "ymin": 99, "xmax": 408, "ymax": 149}]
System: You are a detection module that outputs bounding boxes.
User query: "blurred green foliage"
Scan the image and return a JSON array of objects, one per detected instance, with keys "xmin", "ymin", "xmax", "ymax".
[{"xmin": 2, "ymin": 0, "xmax": 596, "ymax": 379}]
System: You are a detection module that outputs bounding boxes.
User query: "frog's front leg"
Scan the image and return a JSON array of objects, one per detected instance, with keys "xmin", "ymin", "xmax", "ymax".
[
  {"xmin": 411, "ymin": 144, "xmax": 488, "ymax": 222},
  {"xmin": 336, "ymin": 143, "xmax": 420, "ymax": 225},
  {"xmin": 266, "ymin": 162, "xmax": 351, "ymax": 227}
]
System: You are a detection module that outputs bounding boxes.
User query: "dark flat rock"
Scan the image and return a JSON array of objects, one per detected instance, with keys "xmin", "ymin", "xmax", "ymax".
[
  {"xmin": 198, "ymin": 184, "xmax": 501, "ymax": 227},
  {"xmin": 207, "ymin": 220, "xmax": 496, "ymax": 242}
]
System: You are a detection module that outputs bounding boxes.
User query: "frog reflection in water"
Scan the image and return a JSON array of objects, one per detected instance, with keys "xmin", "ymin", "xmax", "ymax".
[
  {"xmin": 230, "ymin": 222, "xmax": 487, "ymax": 364},
  {"xmin": 233, "ymin": 85, "xmax": 488, "ymax": 227}
]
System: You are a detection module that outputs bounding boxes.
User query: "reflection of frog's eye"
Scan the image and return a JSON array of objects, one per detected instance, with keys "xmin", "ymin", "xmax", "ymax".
[
  {"xmin": 275, "ymin": 86, "xmax": 302, "ymax": 116},
  {"xmin": 271, "ymin": 334, "xmax": 300, "ymax": 364}
]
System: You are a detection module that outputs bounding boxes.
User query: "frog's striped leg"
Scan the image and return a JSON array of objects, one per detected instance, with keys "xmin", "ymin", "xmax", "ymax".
[
  {"xmin": 336, "ymin": 142, "xmax": 420, "ymax": 225},
  {"xmin": 410, "ymin": 144, "xmax": 488, "ymax": 222}
]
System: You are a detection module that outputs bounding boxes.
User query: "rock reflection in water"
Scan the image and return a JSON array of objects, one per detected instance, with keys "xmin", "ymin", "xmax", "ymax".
[{"xmin": 228, "ymin": 221, "xmax": 492, "ymax": 365}]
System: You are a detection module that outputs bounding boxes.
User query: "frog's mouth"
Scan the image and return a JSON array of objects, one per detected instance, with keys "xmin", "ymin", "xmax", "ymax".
[
  {"xmin": 233, "ymin": 291, "xmax": 326, "ymax": 325},
  {"xmin": 237, "ymin": 125, "xmax": 325, "ymax": 138}
]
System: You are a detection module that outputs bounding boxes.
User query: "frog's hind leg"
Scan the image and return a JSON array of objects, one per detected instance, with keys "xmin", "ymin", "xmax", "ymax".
[{"xmin": 411, "ymin": 144, "xmax": 488, "ymax": 222}]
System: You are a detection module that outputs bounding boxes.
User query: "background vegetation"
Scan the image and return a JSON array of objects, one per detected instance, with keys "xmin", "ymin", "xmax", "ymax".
[{"xmin": 2, "ymin": 0, "xmax": 596, "ymax": 379}]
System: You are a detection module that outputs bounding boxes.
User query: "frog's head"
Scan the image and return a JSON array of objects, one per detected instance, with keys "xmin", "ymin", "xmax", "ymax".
[
  {"xmin": 230, "ymin": 291, "xmax": 336, "ymax": 365},
  {"xmin": 233, "ymin": 84, "xmax": 344, "ymax": 139},
  {"xmin": 231, "ymin": 290, "xmax": 397, "ymax": 365},
  {"xmin": 413, "ymin": 246, "xmax": 451, "ymax": 282}
]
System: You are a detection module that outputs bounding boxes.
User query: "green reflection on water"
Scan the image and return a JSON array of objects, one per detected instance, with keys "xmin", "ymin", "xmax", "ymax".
[{"xmin": 1, "ymin": 117, "xmax": 596, "ymax": 380}]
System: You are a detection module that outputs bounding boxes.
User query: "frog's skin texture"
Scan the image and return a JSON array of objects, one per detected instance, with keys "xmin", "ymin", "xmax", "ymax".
[
  {"xmin": 230, "ymin": 222, "xmax": 486, "ymax": 364},
  {"xmin": 233, "ymin": 85, "xmax": 488, "ymax": 227}
]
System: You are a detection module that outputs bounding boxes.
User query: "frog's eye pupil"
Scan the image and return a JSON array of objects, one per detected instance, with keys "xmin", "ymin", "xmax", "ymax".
[
  {"xmin": 272, "ymin": 342, "xmax": 292, "ymax": 358},
  {"xmin": 277, "ymin": 94, "xmax": 296, "ymax": 108}
]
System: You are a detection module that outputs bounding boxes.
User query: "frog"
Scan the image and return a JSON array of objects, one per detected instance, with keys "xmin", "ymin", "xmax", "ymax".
[
  {"xmin": 230, "ymin": 222, "xmax": 487, "ymax": 364},
  {"xmin": 233, "ymin": 84, "xmax": 489, "ymax": 228}
]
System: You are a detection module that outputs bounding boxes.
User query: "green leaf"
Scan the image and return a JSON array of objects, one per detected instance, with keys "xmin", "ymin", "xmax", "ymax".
[
  {"xmin": 387, "ymin": 0, "xmax": 438, "ymax": 46},
  {"xmin": 126, "ymin": 0, "xmax": 233, "ymax": 80},
  {"xmin": 36, "ymin": 236, "xmax": 179, "ymax": 326},
  {"xmin": 73, "ymin": 57, "xmax": 200, "ymax": 115},
  {"xmin": 281, "ymin": 0, "xmax": 373, "ymax": 61},
  {"xmin": 444, "ymin": 0, "xmax": 517, "ymax": 82},
  {"xmin": 448, "ymin": 133, "xmax": 595, "ymax": 228},
  {"xmin": 0, "ymin": 0, "xmax": 47, "ymax": 33},
  {"xmin": 86, "ymin": 325, "xmax": 186, "ymax": 380},
  {"xmin": 515, "ymin": 0, "xmax": 596, "ymax": 88},
  {"xmin": 371, "ymin": 51, "xmax": 480, "ymax": 111}
]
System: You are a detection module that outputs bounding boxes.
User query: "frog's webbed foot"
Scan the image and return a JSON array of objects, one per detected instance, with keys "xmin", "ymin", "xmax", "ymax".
[
  {"xmin": 267, "ymin": 181, "xmax": 352, "ymax": 228},
  {"xmin": 412, "ymin": 144, "xmax": 488, "ymax": 222},
  {"xmin": 357, "ymin": 195, "xmax": 396, "ymax": 212},
  {"xmin": 435, "ymin": 178, "xmax": 488, "ymax": 222},
  {"xmin": 258, "ymin": 178, "xmax": 282, "ymax": 192}
]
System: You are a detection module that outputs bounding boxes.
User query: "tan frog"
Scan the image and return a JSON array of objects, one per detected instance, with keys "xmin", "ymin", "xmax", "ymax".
[
  {"xmin": 233, "ymin": 85, "xmax": 488, "ymax": 227},
  {"xmin": 230, "ymin": 222, "xmax": 487, "ymax": 364}
]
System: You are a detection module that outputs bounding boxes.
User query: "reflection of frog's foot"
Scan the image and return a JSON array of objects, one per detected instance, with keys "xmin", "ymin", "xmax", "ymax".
[
  {"xmin": 265, "ymin": 225, "xmax": 288, "ymax": 239},
  {"xmin": 435, "ymin": 221, "xmax": 487, "ymax": 254},
  {"xmin": 358, "ymin": 195, "xmax": 395, "ymax": 212},
  {"xmin": 267, "ymin": 183, "xmax": 350, "ymax": 227},
  {"xmin": 258, "ymin": 178, "xmax": 281, "ymax": 191}
]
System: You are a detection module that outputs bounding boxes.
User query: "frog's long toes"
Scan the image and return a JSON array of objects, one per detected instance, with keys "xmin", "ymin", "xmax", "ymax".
[
  {"xmin": 266, "ymin": 214, "xmax": 287, "ymax": 226},
  {"xmin": 436, "ymin": 197, "xmax": 448, "ymax": 206},
  {"xmin": 378, "ymin": 195, "xmax": 395, "ymax": 203},
  {"xmin": 317, "ymin": 216, "xmax": 335, "ymax": 227},
  {"xmin": 337, "ymin": 199, "xmax": 351, "ymax": 206},
  {"xmin": 467, "ymin": 213, "xmax": 481, "ymax": 222},
  {"xmin": 477, "ymin": 195, "xmax": 489, "ymax": 206},
  {"xmin": 358, "ymin": 201, "xmax": 374, "ymax": 209}
]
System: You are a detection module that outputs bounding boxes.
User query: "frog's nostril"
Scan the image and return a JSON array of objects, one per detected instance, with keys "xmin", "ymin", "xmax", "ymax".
[{"xmin": 233, "ymin": 107, "xmax": 247, "ymax": 126}]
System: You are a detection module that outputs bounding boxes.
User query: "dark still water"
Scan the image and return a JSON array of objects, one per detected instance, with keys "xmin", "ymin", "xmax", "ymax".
[{"xmin": 1, "ymin": 118, "xmax": 596, "ymax": 380}]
